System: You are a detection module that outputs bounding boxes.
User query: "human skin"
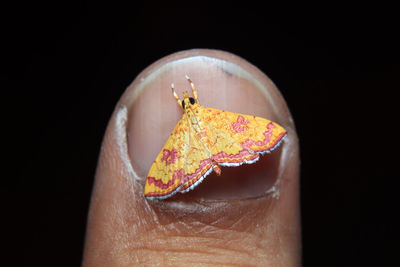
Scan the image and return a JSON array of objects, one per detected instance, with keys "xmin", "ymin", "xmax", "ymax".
[{"xmin": 82, "ymin": 49, "xmax": 301, "ymax": 266}]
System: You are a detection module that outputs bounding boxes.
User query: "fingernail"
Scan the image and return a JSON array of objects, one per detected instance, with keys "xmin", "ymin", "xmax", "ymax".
[{"xmin": 121, "ymin": 49, "xmax": 296, "ymax": 200}]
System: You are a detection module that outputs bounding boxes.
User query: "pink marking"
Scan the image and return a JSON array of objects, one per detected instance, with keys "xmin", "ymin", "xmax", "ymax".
[
  {"xmin": 213, "ymin": 149, "xmax": 253, "ymax": 161},
  {"xmin": 183, "ymin": 159, "xmax": 212, "ymax": 183},
  {"xmin": 175, "ymin": 123, "xmax": 285, "ymax": 193},
  {"xmin": 241, "ymin": 122, "xmax": 276, "ymax": 150},
  {"xmin": 180, "ymin": 159, "xmax": 214, "ymax": 191},
  {"xmin": 161, "ymin": 148, "xmax": 178, "ymax": 165},
  {"xmin": 232, "ymin": 115, "xmax": 249, "ymax": 133},
  {"xmin": 147, "ymin": 168, "xmax": 184, "ymax": 190},
  {"xmin": 213, "ymin": 122, "xmax": 283, "ymax": 164}
]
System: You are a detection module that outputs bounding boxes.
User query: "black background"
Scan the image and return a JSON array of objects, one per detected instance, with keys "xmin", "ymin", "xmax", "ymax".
[{"xmin": 2, "ymin": 4, "xmax": 398, "ymax": 267}]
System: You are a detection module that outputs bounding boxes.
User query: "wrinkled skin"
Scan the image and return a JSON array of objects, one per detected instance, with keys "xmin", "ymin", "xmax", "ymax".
[{"xmin": 82, "ymin": 49, "xmax": 301, "ymax": 267}]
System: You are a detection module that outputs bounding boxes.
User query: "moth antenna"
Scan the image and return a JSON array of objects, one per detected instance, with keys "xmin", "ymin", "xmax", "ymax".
[
  {"xmin": 185, "ymin": 75, "xmax": 199, "ymax": 104},
  {"xmin": 171, "ymin": 83, "xmax": 183, "ymax": 108}
]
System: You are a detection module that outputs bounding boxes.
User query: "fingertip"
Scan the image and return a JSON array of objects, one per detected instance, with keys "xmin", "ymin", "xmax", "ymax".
[{"xmin": 85, "ymin": 49, "xmax": 301, "ymax": 266}]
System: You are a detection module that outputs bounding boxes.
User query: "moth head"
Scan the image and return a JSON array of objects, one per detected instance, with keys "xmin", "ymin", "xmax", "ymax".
[{"xmin": 182, "ymin": 91, "xmax": 195, "ymax": 109}]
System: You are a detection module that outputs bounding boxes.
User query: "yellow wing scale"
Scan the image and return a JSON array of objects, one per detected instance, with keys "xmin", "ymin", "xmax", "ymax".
[
  {"xmin": 198, "ymin": 107, "xmax": 286, "ymax": 166},
  {"xmin": 144, "ymin": 78, "xmax": 287, "ymax": 200},
  {"xmin": 144, "ymin": 105, "xmax": 286, "ymax": 199},
  {"xmin": 144, "ymin": 118, "xmax": 188, "ymax": 199}
]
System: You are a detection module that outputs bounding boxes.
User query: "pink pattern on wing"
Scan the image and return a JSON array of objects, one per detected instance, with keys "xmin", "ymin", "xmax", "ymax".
[
  {"xmin": 161, "ymin": 148, "xmax": 178, "ymax": 165},
  {"xmin": 232, "ymin": 115, "xmax": 249, "ymax": 133},
  {"xmin": 183, "ymin": 159, "xmax": 212, "ymax": 183},
  {"xmin": 147, "ymin": 168, "xmax": 184, "ymax": 189},
  {"xmin": 241, "ymin": 122, "xmax": 275, "ymax": 151}
]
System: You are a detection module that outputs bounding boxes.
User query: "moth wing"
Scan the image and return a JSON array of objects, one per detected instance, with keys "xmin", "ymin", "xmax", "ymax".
[
  {"xmin": 197, "ymin": 107, "xmax": 287, "ymax": 166},
  {"xmin": 145, "ymin": 105, "xmax": 287, "ymax": 199},
  {"xmin": 144, "ymin": 115, "xmax": 189, "ymax": 199},
  {"xmin": 179, "ymin": 121, "xmax": 214, "ymax": 193}
]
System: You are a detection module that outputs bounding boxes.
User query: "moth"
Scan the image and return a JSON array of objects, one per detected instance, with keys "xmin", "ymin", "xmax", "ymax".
[{"xmin": 144, "ymin": 76, "xmax": 287, "ymax": 199}]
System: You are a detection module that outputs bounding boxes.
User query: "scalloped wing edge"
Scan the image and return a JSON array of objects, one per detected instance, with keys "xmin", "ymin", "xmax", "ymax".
[
  {"xmin": 180, "ymin": 132, "xmax": 287, "ymax": 194},
  {"xmin": 145, "ymin": 129, "xmax": 287, "ymax": 199},
  {"xmin": 219, "ymin": 132, "xmax": 287, "ymax": 166},
  {"xmin": 145, "ymin": 183, "xmax": 183, "ymax": 200}
]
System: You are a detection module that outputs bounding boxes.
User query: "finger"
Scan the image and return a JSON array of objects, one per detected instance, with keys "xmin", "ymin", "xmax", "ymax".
[{"xmin": 83, "ymin": 49, "xmax": 300, "ymax": 266}]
